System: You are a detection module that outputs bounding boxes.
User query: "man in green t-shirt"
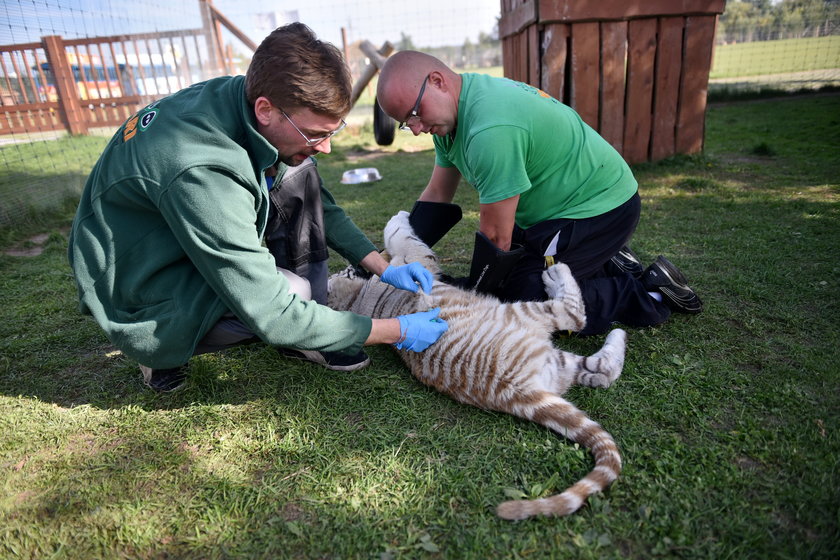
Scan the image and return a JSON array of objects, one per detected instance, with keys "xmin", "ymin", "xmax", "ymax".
[
  {"xmin": 377, "ymin": 51, "xmax": 701, "ymax": 335},
  {"xmin": 68, "ymin": 25, "xmax": 448, "ymax": 392}
]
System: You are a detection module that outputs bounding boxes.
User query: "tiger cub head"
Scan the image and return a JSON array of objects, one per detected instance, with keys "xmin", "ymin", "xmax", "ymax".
[{"xmin": 327, "ymin": 265, "xmax": 366, "ymax": 311}]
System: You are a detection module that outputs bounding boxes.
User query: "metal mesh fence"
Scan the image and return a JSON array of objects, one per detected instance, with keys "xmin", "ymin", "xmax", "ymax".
[
  {"xmin": 0, "ymin": 0, "xmax": 501, "ymax": 227},
  {"xmin": 710, "ymin": 20, "xmax": 840, "ymax": 97},
  {"xmin": 1, "ymin": 0, "xmax": 838, "ymax": 228}
]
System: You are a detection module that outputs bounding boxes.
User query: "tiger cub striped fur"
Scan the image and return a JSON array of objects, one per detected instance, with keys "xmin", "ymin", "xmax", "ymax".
[{"xmin": 327, "ymin": 211, "xmax": 627, "ymax": 520}]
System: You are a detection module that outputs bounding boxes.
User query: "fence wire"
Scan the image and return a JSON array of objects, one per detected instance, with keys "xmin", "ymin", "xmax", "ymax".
[{"xmin": 1, "ymin": 1, "xmax": 838, "ymax": 228}]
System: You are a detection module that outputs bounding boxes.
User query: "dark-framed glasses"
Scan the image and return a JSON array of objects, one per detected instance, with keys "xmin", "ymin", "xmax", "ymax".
[
  {"xmin": 280, "ymin": 109, "xmax": 346, "ymax": 147},
  {"xmin": 398, "ymin": 74, "xmax": 430, "ymax": 131}
]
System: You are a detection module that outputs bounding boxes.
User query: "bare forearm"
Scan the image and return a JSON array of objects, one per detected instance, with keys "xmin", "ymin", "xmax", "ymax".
[
  {"xmin": 358, "ymin": 250, "xmax": 389, "ymax": 277},
  {"xmin": 365, "ymin": 317, "xmax": 402, "ymax": 345}
]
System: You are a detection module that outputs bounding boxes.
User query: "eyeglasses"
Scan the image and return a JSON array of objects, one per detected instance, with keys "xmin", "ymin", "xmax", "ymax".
[
  {"xmin": 398, "ymin": 74, "xmax": 430, "ymax": 131},
  {"xmin": 280, "ymin": 109, "xmax": 347, "ymax": 147}
]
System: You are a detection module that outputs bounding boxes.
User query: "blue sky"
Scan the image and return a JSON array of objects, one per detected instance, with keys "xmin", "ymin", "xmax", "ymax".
[{"xmin": 1, "ymin": 0, "xmax": 502, "ymax": 49}]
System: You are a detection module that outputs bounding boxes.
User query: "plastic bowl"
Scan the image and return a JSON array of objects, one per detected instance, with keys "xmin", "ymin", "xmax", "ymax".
[{"xmin": 340, "ymin": 167, "xmax": 382, "ymax": 184}]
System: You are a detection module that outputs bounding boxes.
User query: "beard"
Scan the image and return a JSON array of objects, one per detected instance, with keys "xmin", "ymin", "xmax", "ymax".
[{"xmin": 277, "ymin": 150, "xmax": 312, "ymax": 166}]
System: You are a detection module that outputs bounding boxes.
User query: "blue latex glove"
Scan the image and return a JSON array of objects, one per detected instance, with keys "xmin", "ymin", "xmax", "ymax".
[
  {"xmin": 395, "ymin": 307, "xmax": 449, "ymax": 352},
  {"xmin": 380, "ymin": 262, "xmax": 434, "ymax": 294}
]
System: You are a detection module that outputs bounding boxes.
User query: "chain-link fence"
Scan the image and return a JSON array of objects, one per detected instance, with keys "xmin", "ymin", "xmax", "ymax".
[
  {"xmin": 1, "ymin": 0, "xmax": 838, "ymax": 229},
  {"xmin": 0, "ymin": 0, "xmax": 501, "ymax": 228},
  {"xmin": 709, "ymin": 0, "xmax": 839, "ymax": 97}
]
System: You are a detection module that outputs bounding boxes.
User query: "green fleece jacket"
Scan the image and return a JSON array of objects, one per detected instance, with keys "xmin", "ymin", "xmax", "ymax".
[{"xmin": 68, "ymin": 76, "xmax": 374, "ymax": 368}]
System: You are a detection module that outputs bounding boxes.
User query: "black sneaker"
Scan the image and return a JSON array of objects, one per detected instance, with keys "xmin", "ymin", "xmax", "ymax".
[
  {"xmin": 140, "ymin": 364, "xmax": 188, "ymax": 392},
  {"xmin": 610, "ymin": 246, "xmax": 644, "ymax": 278},
  {"xmin": 641, "ymin": 256, "xmax": 703, "ymax": 314},
  {"xmin": 278, "ymin": 348, "xmax": 371, "ymax": 372}
]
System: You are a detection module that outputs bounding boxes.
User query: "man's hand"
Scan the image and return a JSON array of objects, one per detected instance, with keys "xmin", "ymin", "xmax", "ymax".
[
  {"xmin": 395, "ymin": 308, "xmax": 448, "ymax": 352},
  {"xmin": 380, "ymin": 262, "xmax": 434, "ymax": 294}
]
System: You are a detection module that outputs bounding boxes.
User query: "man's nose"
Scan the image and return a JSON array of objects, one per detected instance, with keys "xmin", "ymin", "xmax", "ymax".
[{"xmin": 314, "ymin": 137, "xmax": 332, "ymax": 154}]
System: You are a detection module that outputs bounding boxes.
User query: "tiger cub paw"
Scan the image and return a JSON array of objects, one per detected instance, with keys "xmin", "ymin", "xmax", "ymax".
[
  {"xmin": 581, "ymin": 328, "xmax": 627, "ymax": 388},
  {"xmin": 383, "ymin": 211, "xmax": 440, "ymax": 274},
  {"xmin": 543, "ymin": 262, "xmax": 581, "ymax": 302},
  {"xmin": 383, "ymin": 211, "xmax": 413, "ymax": 251}
]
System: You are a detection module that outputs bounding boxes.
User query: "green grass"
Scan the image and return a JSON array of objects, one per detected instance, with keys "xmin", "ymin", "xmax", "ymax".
[
  {"xmin": 1, "ymin": 95, "xmax": 839, "ymax": 559},
  {"xmin": 710, "ymin": 35, "xmax": 840, "ymax": 79},
  {"xmin": 0, "ymin": 135, "xmax": 108, "ymax": 234}
]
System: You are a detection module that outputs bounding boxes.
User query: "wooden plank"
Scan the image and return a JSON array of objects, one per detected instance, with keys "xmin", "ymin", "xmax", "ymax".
[
  {"xmin": 59, "ymin": 29, "xmax": 204, "ymax": 47},
  {"xmin": 569, "ymin": 22, "xmax": 600, "ymax": 131},
  {"xmin": 527, "ymin": 23, "xmax": 540, "ymax": 86},
  {"xmin": 540, "ymin": 23, "xmax": 568, "ymax": 103},
  {"xmin": 0, "ymin": 107, "xmax": 64, "ymax": 134},
  {"xmin": 514, "ymin": 31, "xmax": 528, "ymax": 83},
  {"xmin": 599, "ymin": 20, "xmax": 627, "ymax": 153},
  {"xmin": 207, "ymin": 1, "xmax": 258, "ymax": 52},
  {"xmin": 539, "ymin": 0, "xmax": 726, "ymax": 22},
  {"xmin": 0, "ymin": 101, "xmax": 59, "ymax": 112},
  {"xmin": 0, "ymin": 41, "xmax": 43, "ymax": 53},
  {"xmin": 502, "ymin": 36, "xmax": 513, "ymax": 79},
  {"xmin": 676, "ymin": 15, "xmax": 716, "ymax": 155},
  {"xmin": 650, "ymin": 17, "xmax": 684, "ymax": 162},
  {"xmin": 499, "ymin": 0, "xmax": 539, "ymax": 39},
  {"xmin": 42, "ymin": 35, "xmax": 87, "ymax": 135},
  {"xmin": 623, "ymin": 18, "xmax": 656, "ymax": 164}
]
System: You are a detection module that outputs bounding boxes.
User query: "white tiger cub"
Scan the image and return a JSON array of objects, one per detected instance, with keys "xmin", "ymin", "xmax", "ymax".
[{"xmin": 327, "ymin": 211, "xmax": 627, "ymax": 520}]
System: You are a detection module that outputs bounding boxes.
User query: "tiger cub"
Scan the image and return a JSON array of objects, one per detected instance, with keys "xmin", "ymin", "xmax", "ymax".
[{"xmin": 327, "ymin": 211, "xmax": 627, "ymax": 520}]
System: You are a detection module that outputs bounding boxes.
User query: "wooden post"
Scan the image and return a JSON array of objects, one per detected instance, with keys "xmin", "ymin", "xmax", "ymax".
[
  {"xmin": 676, "ymin": 15, "xmax": 718, "ymax": 155},
  {"xmin": 349, "ymin": 41, "xmax": 393, "ymax": 107},
  {"xmin": 42, "ymin": 35, "xmax": 87, "ymax": 135},
  {"xmin": 623, "ymin": 19, "xmax": 657, "ymax": 164},
  {"xmin": 199, "ymin": 0, "xmax": 224, "ymax": 75},
  {"xmin": 341, "ymin": 27, "xmax": 350, "ymax": 66},
  {"xmin": 650, "ymin": 17, "xmax": 684, "ymax": 162},
  {"xmin": 569, "ymin": 22, "xmax": 600, "ymax": 130},
  {"xmin": 599, "ymin": 21, "xmax": 627, "ymax": 154}
]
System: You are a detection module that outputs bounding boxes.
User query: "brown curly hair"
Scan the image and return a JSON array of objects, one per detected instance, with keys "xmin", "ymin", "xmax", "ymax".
[{"xmin": 245, "ymin": 23, "xmax": 352, "ymax": 119}]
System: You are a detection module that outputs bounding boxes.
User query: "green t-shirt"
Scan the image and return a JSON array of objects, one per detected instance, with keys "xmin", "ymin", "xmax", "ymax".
[{"xmin": 434, "ymin": 73, "xmax": 637, "ymax": 228}]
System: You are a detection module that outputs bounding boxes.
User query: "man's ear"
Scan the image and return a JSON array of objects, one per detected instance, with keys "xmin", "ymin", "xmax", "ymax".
[
  {"xmin": 254, "ymin": 96, "xmax": 274, "ymax": 126},
  {"xmin": 428, "ymin": 71, "xmax": 446, "ymax": 92}
]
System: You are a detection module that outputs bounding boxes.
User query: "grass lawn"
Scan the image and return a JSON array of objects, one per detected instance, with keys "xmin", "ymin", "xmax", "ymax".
[
  {"xmin": 1, "ymin": 94, "xmax": 838, "ymax": 559},
  {"xmin": 710, "ymin": 35, "xmax": 840, "ymax": 79}
]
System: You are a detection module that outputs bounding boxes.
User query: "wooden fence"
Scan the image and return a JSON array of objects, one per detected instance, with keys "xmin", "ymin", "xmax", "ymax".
[
  {"xmin": 499, "ymin": 0, "xmax": 726, "ymax": 163},
  {"xmin": 0, "ymin": 0, "xmax": 256, "ymax": 137}
]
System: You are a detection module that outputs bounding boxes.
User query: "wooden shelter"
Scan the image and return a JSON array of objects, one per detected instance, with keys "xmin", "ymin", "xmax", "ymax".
[{"xmin": 499, "ymin": 0, "xmax": 726, "ymax": 163}]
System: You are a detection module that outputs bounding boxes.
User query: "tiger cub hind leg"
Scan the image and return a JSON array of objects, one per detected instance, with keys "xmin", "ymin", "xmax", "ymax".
[
  {"xmin": 574, "ymin": 328, "xmax": 627, "ymax": 388},
  {"xmin": 542, "ymin": 263, "xmax": 586, "ymax": 332}
]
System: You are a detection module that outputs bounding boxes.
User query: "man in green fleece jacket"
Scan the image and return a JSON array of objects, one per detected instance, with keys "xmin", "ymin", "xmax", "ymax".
[{"xmin": 68, "ymin": 24, "xmax": 447, "ymax": 392}]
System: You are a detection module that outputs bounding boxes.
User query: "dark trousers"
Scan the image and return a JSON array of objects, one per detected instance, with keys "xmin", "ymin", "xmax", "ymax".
[{"xmin": 497, "ymin": 193, "xmax": 670, "ymax": 335}]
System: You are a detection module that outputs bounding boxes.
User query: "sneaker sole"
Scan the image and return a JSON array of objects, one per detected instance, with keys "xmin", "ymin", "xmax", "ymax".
[
  {"xmin": 653, "ymin": 256, "xmax": 689, "ymax": 285},
  {"xmin": 140, "ymin": 365, "xmax": 187, "ymax": 393},
  {"xmin": 658, "ymin": 286, "xmax": 703, "ymax": 313},
  {"xmin": 610, "ymin": 246, "xmax": 644, "ymax": 278},
  {"xmin": 652, "ymin": 257, "xmax": 703, "ymax": 313}
]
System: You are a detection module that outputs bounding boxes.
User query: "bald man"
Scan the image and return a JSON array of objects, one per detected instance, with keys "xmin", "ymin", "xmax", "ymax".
[{"xmin": 376, "ymin": 50, "xmax": 702, "ymax": 335}]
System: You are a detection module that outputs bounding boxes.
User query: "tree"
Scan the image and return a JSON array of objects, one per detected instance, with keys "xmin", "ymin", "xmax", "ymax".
[{"xmin": 397, "ymin": 32, "xmax": 415, "ymax": 51}]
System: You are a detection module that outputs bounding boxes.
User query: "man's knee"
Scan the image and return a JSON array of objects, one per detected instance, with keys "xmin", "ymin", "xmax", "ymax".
[{"xmin": 279, "ymin": 268, "xmax": 312, "ymax": 300}]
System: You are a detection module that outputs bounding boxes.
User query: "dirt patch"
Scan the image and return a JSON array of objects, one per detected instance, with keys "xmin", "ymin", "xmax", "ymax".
[
  {"xmin": 5, "ymin": 233, "xmax": 50, "ymax": 257},
  {"xmin": 4, "ymin": 229, "xmax": 69, "ymax": 257}
]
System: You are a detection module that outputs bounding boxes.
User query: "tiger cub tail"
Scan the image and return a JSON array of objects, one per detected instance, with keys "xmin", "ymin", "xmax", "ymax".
[{"xmin": 495, "ymin": 392, "xmax": 621, "ymax": 520}]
